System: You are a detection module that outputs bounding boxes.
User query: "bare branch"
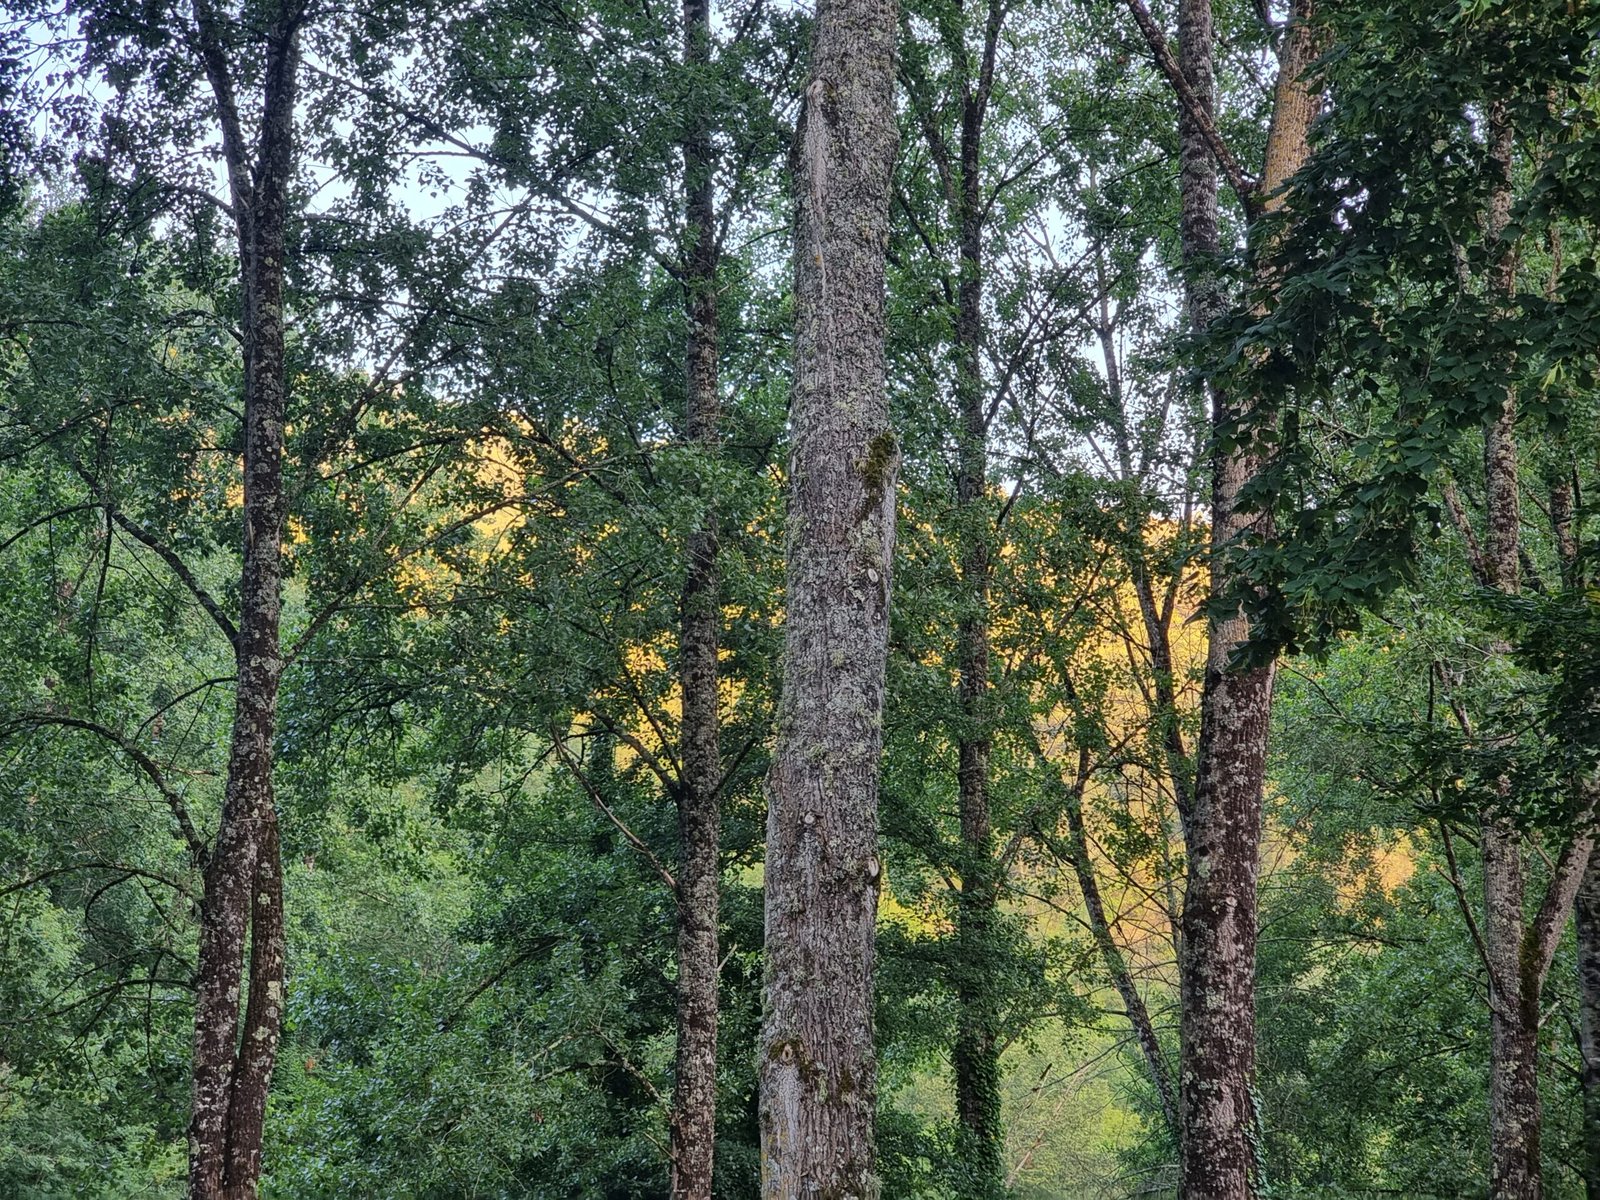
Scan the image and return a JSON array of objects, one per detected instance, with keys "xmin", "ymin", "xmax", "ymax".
[
  {"xmin": 1438, "ymin": 820, "xmax": 1498, "ymax": 1000},
  {"xmin": 9, "ymin": 715, "xmax": 208, "ymax": 866},
  {"xmin": 549, "ymin": 728, "xmax": 678, "ymax": 894}
]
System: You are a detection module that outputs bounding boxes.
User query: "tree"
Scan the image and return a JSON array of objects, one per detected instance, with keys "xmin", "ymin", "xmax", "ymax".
[
  {"xmin": 1116, "ymin": 0, "xmax": 1320, "ymax": 1192},
  {"xmin": 7, "ymin": 2, "xmax": 505, "ymax": 1189},
  {"xmin": 330, "ymin": 7, "xmax": 798, "ymax": 1189},
  {"xmin": 177, "ymin": 9, "xmax": 304, "ymax": 1193},
  {"xmin": 757, "ymin": 0, "xmax": 900, "ymax": 1190},
  {"xmin": 892, "ymin": 0, "xmax": 1094, "ymax": 1183},
  {"xmin": 1220, "ymin": 0, "xmax": 1600, "ymax": 1192},
  {"xmin": 11, "ymin": 2, "xmax": 311, "ymax": 1189}
]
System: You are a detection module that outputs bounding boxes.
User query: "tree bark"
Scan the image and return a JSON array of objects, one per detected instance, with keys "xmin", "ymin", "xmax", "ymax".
[
  {"xmin": 187, "ymin": 6, "xmax": 300, "ymax": 1197},
  {"xmin": 1474, "ymin": 97, "xmax": 1560, "ymax": 1200},
  {"xmin": 222, "ymin": 815, "xmax": 286, "ymax": 1196},
  {"xmin": 1168, "ymin": 4, "xmax": 1318, "ymax": 1197},
  {"xmin": 1482, "ymin": 817, "xmax": 1541, "ymax": 1200},
  {"xmin": 1556, "ymin": 479, "xmax": 1600, "ymax": 1199},
  {"xmin": 671, "ymin": 0, "xmax": 723, "ymax": 1192},
  {"xmin": 758, "ymin": 0, "xmax": 899, "ymax": 1191},
  {"xmin": 1171, "ymin": 0, "xmax": 1259, "ymax": 1190}
]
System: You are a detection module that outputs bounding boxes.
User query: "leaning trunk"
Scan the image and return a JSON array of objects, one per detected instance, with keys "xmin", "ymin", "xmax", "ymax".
[
  {"xmin": 187, "ymin": 9, "xmax": 298, "ymax": 1197},
  {"xmin": 757, "ymin": 0, "xmax": 899, "ymax": 1191},
  {"xmin": 671, "ymin": 0, "xmax": 723, "ymax": 1192},
  {"xmin": 1053, "ymin": 762, "xmax": 1180, "ymax": 1140}
]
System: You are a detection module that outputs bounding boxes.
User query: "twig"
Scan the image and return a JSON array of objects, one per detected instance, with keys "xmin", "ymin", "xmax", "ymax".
[
  {"xmin": 549, "ymin": 728, "xmax": 677, "ymax": 894},
  {"xmin": 9, "ymin": 715, "xmax": 207, "ymax": 866}
]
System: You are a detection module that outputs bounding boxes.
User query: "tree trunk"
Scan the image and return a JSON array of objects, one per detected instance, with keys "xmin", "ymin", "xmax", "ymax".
[
  {"xmin": 1171, "ymin": 4, "xmax": 1317, "ymax": 1197},
  {"xmin": 222, "ymin": 815, "xmax": 286, "ymax": 1196},
  {"xmin": 671, "ymin": 0, "xmax": 722, "ymax": 1192},
  {"xmin": 758, "ymin": 0, "xmax": 899, "ymax": 1191},
  {"xmin": 1482, "ymin": 818, "xmax": 1541, "ymax": 1200},
  {"xmin": 951, "ymin": 58, "xmax": 1004, "ymax": 1200},
  {"xmin": 1047, "ymin": 755, "xmax": 1180, "ymax": 1141},
  {"xmin": 1171, "ymin": 0, "xmax": 1261, "ymax": 1191},
  {"xmin": 1576, "ymin": 855, "xmax": 1600, "ymax": 1199},
  {"xmin": 187, "ymin": 7, "xmax": 299, "ymax": 1197},
  {"xmin": 1477, "ymin": 97, "xmax": 1546, "ymax": 1200},
  {"xmin": 1564, "ymin": 488, "xmax": 1600, "ymax": 1200}
]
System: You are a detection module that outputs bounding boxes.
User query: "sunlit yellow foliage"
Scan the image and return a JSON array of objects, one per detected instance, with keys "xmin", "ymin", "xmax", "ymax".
[{"xmin": 878, "ymin": 866, "xmax": 953, "ymax": 937}]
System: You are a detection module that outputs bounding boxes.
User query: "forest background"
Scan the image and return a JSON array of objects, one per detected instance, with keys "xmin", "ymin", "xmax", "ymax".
[{"xmin": 2, "ymin": 0, "xmax": 1600, "ymax": 1197}]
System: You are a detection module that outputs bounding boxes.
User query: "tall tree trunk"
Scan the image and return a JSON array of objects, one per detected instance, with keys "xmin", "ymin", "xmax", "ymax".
[
  {"xmin": 1171, "ymin": 0, "xmax": 1262, "ymax": 1190},
  {"xmin": 671, "ymin": 0, "xmax": 723, "ymax": 1192},
  {"xmin": 187, "ymin": 7, "xmax": 300, "ymax": 1197},
  {"xmin": 1576, "ymin": 856, "xmax": 1600, "ymax": 1199},
  {"xmin": 1430, "ymin": 90, "xmax": 1599, "ymax": 1200},
  {"xmin": 1469, "ymin": 101, "xmax": 1594, "ymax": 1198},
  {"xmin": 1169, "ymin": 3, "xmax": 1317, "ymax": 1197},
  {"xmin": 1477, "ymin": 98, "xmax": 1544, "ymax": 1200},
  {"xmin": 1030, "ymin": 738, "xmax": 1180, "ymax": 1142},
  {"xmin": 758, "ymin": 0, "xmax": 899, "ymax": 1191},
  {"xmin": 951, "ymin": 49, "xmax": 1004, "ymax": 1199},
  {"xmin": 898, "ymin": 6, "xmax": 1009, "ymax": 1181}
]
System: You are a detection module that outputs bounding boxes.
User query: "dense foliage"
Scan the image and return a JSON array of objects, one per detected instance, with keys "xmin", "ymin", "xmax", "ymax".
[{"xmin": 2, "ymin": 0, "xmax": 1600, "ymax": 1196}]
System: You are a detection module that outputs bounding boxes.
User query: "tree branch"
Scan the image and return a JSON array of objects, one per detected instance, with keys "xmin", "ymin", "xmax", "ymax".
[
  {"xmin": 1441, "ymin": 477, "xmax": 1490, "ymax": 588},
  {"xmin": 1527, "ymin": 788, "xmax": 1598, "ymax": 997},
  {"xmin": 549, "ymin": 728, "xmax": 677, "ymax": 894},
  {"xmin": 1118, "ymin": 0, "xmax": 1258, "ymax": 212},
  {"xmin": 1438, "ymin": 819, "xmax": 1496, "ymax": 996},
  {"xmin": 9, "ymin": 715, "xmax": 208, "ymax": 867},
  {"xmin": 109, "ymin": 511, "xmax": 241, "ymax": 651}
]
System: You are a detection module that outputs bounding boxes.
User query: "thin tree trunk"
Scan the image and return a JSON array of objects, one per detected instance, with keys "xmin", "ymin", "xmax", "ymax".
[
  {"xmin": 1169, "ymin": 3, "xmax": 1317, "ymax": 1197},
  {"xmin": 671, "ymin": 0, "xmax": 722, "ymax": 1191},
  {"xmin": 951, "ymin": 28, "xmax": 1004, "ymax": 1193},
  {"xmin": 1094, "ymin": 235, "xmax": 1194, "ymax": 837},
  {"xmin": 899, "ymin": 7, "xmax": 1008, "ymax": 1181},
  {"xmin": 1072, "ymin": 270, "xmax": 1190, "ymax": 1132},
  {"xmin": 1032, "ymin": 740, "xmax": 1179, "ymax": 1141},
  {"xmin": 758, "ymin": 0, "xmax": 899, "ymax": 1190},
  {"xmin": 187, "ymin": 7, "xmax": 300, "ymax": 1197}
]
